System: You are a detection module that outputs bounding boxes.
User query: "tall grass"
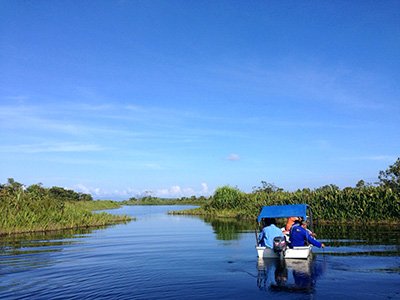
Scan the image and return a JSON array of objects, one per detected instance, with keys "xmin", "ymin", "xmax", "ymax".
[
  {"xmin": 203, "ymin": 184, "xmax": 400, "ymax": 222},
  {"xmin": 0, "ymin": 181, "xmax": 131, "ymax": 236}
]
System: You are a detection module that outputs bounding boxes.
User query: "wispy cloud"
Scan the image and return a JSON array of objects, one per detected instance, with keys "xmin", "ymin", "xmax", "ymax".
[
  {"xmin": 0, "ymin": 101, "xmax": 256, "ymax": 146},
  {"xmin": 358, "ymin": 155, "xmax": 397, "ymax": 162},
  {"xmin": 4, "ymin": 95, "xmax": 30, "ymax": 101},
  {"xmin": 340, "ymin": 155, "xmax": 398, "ymax": 162},
  {"xmin": 205, "ymin": 60, "xmax": 397, "ymax": 111},
  {"xmin": 0, "ymin": 142, "xmax": 106, "ymax": 153}
]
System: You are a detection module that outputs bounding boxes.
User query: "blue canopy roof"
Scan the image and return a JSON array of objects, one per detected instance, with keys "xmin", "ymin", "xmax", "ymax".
[{"xmin": 257, "ymin": 204, "xmax": 309, "ymax": 222}]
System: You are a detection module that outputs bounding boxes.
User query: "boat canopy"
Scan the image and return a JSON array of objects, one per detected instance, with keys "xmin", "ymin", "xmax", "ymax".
[{"xmin": 257, "ymin": 204, "xmax": 309, "ymax": 222}]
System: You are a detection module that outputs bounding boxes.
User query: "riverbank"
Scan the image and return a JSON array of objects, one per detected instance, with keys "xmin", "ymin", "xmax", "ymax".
[
  {"xmin": 0, "ymin": 200, "xmax": 132, "ymax": 236},
  {"xmin": 0, "ymin": 180, "xmax": 132, "ymax": 236},
  {"xmin": 169, "ymin": 206, "xmax": 400, "ymax": 225}
]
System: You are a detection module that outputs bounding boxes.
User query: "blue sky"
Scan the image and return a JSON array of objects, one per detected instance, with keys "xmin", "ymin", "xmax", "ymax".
[{"xmin": 1, "ymin": 1, "xmax": 399, "ymax": 199}]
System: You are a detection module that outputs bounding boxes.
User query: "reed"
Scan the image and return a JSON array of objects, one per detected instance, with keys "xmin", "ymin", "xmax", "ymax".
[
  {"xmin": 202, "ymin": 184, "xmax": 399, "ymax": 222},
  {"xmin": 0, "ymin": 180, "xmax": 131, "ymax": 236},
  {"xmin": 201, "ymin": 159, "xmax": 400, "ymax": 222},
  {"xmin": 205, "ymin": 185, "xmax": 246, "ymax": 210}
]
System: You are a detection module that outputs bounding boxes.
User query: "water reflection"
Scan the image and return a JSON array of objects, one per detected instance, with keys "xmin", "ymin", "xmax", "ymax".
[
  {"xmin": 202, "ymin": 216, "xmax": 255, "ymax": 241},
  {"xmin": 200, "ymin": 216, "xmax": 400, "ymax": 256},
  {"xmin": 0, "ymin": 228, "xmax": 98, "ymax": 253},
  {"xmin": 0, "ymin": 227, "xmax": 103, "ymax": 276},
  {"xmin": 313, "ymin": 223, "xmax": 400, "ymax": 246},
  {"xmin": 257, "ymin": 257, "xmax": 326, "ymax": 293}
]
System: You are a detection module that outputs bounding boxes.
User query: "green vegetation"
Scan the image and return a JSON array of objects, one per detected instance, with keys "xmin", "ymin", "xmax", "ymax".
[
  {"xmin": 176, "ymin": 158, "xmax": 400, "ymax": 223},
  {"xmin": 2, "ymin": 158, "xmax": 399, "ymax": 235},
  {"xmin": 72, "ymin": 200, "xmax": 122, "ymax": 211},
  {"xmin": 0, "ymin": 179, "xmax": 131, "ymax": 236},
  {"xmin": 122, "ymin": 195, "xmax": 209, "ymax": 206}
]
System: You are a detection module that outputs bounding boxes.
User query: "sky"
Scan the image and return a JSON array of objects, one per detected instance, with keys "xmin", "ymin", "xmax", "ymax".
[{"xmin": 1, "ymin": 1, "xmax": 399, "ymax": 199}]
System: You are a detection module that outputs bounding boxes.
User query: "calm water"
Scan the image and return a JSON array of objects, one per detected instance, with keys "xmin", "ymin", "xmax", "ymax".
[{"xmin": 1, "ymin": 205, "xmax": 399, "ymax": 300}]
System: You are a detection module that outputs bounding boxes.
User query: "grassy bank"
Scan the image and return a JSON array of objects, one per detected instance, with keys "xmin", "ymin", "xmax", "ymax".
[
  {"xmin": 173, "ymin": 184, "xmax": 400, "ymax": 223},
  {"xmin": 172, "ymin": 159, "xmax": 400, "ymax": 223},
  {"xmin": 72, "ymin": 200, "xmax": 123, "ymax": 211},
  {"xmin": 0, "ymin": 180, "xmax": 131, "ymax": 236}
]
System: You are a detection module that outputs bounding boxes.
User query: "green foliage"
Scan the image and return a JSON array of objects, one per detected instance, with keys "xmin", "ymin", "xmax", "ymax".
[
  {"xmin": 48, "ymin": 186, "xmax": 93, "ymax": 201},
  {"xmin": 378, "ymin": 157, "xmax": 400, "ymax": 193},
  {"xmin": 201, "ymin": 183, "xmax": 400, "ymax": 222},
  {"xmin": 252, "ymin": 181, "xmax": 283, "ymax": 193},
  {"xmin": 0, "ymin": 179, "xmax": 130, "ymax": 235},
  {"xmin": 0, "ymin": 178, "xmax": 93, "ymax": 202},
  {"xmin": 72, "ymin": 200, "xmax": 122, "ymax": 211},
  {"xmin": 207, "ymin": 185, "xmax": 246, "ymax": 210},
  {"xmin": 122, "ymin": 195, "xmax": 209, "ymax": 206},
  {"xmin": 200, "ymin": 158, "xmax": 400, "ymax": 222},
  {"xmin": 202, "ymin": 217, "xmax": 254, "ymax": 241}
]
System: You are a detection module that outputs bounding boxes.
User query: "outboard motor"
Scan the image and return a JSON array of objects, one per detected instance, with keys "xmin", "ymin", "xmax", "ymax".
[{"xmin": 273, "ymin": 236, "xmax": 287, "ymax": 258}]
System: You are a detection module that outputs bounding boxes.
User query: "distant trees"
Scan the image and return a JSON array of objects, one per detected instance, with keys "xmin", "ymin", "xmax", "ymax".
[
  {"xmin": 355, "ymin": 180, "xmax": 366, "ymax": 188},
  {"xmin": 0, "ymin": 178, "xmax": 93, "ymax": 202},
  {"xmin": 315, "ymin": 184, "xmax": 340, "ymax": 193},
  {"xmin": 202, "ymin": 158, "xmax": 400, "ymax": 222},
  {"xmin": 252, "ymin": 181, "xmax": 283, "ymax": 193},
  {"xmin": 378, "ymin": 157, "xmax": 400, "ymax": 193},
  {"xmin": 48, "ymin": 186, "xmax": 93, "ymax": 202},
  {"xmin": 124, "ymin": 194, "xmax": 209, "ymax": 205}
]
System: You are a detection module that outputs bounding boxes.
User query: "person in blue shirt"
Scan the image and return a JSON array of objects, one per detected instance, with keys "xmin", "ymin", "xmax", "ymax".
[
  {"xmin": 258, "ymin": 218, "xmax": 284, "ymax": 248},
  {"xmin": 289, "ymin": 220, "xmax": 325, "ymax": 248}
]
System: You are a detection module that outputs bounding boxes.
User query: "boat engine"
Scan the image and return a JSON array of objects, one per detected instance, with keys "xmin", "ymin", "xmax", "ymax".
[{"xmin": 273, "ymin": 236, "xmax": 287, "ymax": 257}]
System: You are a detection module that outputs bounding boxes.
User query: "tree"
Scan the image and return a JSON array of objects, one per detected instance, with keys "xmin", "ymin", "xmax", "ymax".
[
  {"xmin": 315, "ymin": 184, "xmax": 340, "ymax": 192},
  {"xmin": 378, "ymin": 157, "xmax": 400, "ymax": 193},
  {"xmin": 26, "ymin": 183, "xmax": 47, "ymax": 198},
  {"xmin": 356, "ymin": 180, "xmax": 366, "ymax": 188},
  {"xmin": 252, "ymin": 181, "xmax": 283, "ymax": 193}
]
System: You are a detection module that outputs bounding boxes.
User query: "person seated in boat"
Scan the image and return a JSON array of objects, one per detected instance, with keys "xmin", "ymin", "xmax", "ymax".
[
  {"xmin": 283, "ymin": 217, "xmax": 317, "ymax": 236},
  {"xmin": 302, "ymin": 218, "xmax": 317, "ymax": 238},
  {"xmin": 258, "ymin": 218, "xmax": 284, "ymax": 248},
  {"xmin": 289, "ymin": 220, "xmax": 325, "ymax": 248},
  {"xmin": 282, "ymin": 216, "xmax": 299, "ymax": 235}
]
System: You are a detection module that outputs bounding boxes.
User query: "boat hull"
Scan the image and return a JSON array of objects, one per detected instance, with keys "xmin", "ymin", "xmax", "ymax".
[{"xmin": 256, "ymin": 245, "xmax": 312, "ymax": 259}]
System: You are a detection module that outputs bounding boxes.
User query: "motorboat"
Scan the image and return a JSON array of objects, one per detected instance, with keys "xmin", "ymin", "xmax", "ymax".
[
  {"xmin": 256, "ymin": 204, "xmax": 313, "ymax": 259},
  {"xmin": 256, "ymin": 245, "xmax": 312, "ymax": 259}
]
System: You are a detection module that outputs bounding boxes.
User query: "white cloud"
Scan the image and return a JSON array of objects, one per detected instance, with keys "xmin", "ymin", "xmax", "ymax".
[
  {"xmin": 201, "ymin": 182, "xmax": 209, "ymax": 194},
  {"xmin": 156, "ymin": 185, "xmax": 194, "ymax": 197},
  {"xmin": 70, "ymin": 182, "xmax": 212, "ymax": 200},
  {"xmin": 72, "ymin": 184, "xmax": 103, "ymax": 196},
  {"xmin": 147, "ymin": 183, "xmax": 212, "ymax": 198},
  {"xmin": 73, "ymin": 183, "xmax": 101, "ymax": 195},
  {"xmin": 227, "ymin": 153, "xmax": 240, "ymax": 161},
  {"xmin": 170, "ymin": 185, "xmax": 182, "ymax": 194}
]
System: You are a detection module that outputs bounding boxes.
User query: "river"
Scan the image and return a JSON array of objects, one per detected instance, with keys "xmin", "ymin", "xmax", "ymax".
[{"xmin": 0, "ymin": 205, "xmax": 399, "ymax": 299}]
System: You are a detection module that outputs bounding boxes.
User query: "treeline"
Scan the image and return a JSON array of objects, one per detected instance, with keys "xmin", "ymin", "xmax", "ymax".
[
  {"xmin": 199, "ymin": 158, "xmax": 400, "ymax": 223},
  {"xmin": 122, "ymin": 195, "xmax": 209, "ymax": 206},
  {"xmin": 0, "ymin": 179, "xmax": 130, "ymax": 235},
  {"xmin": 0, "ymin": 179, "xmax": 93, "ymax": 202}
]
